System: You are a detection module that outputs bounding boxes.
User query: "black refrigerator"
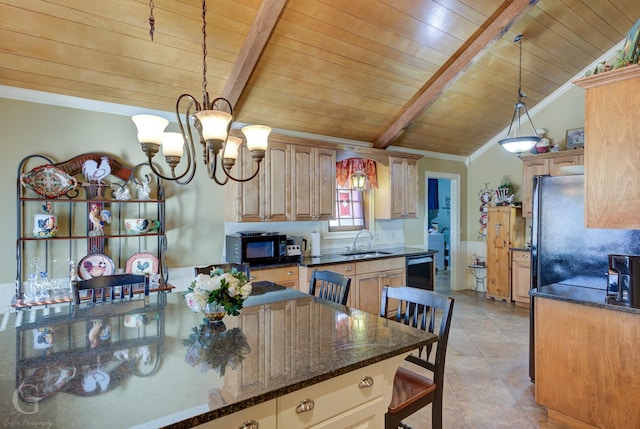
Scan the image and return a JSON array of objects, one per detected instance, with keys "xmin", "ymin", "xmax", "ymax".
[{"xmin": 529, "ymin": 174, "xmax": 640, "ymax": 381}]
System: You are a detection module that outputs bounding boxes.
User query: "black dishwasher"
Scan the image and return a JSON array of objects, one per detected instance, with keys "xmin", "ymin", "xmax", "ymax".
[{"xmin": 406, "ymin": 254, "xmax": 435, "ymax": 291}]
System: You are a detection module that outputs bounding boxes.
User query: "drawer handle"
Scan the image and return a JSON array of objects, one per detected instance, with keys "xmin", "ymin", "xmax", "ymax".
[
  {"xmin": 345, "ymin": 267, "xmax": 353, "ymax": 272},
  {"xmin": 359, "ymin": 376, "xmax": 374, "ymax": 388},
  {"xmin": 250, "ymin": 275, "xmax": 257, "ymax": 281},
  {"xmin": 287, "ymin": 271, "xmax": 293, "ymax": 276},
  {"xmin": 238, "ymin": 421, "xmax": 259, "ymax": 429},
  {"xmin": 522, "ymin": 254, "xmax": 528, "ymax": 259},
  {"xmin": 295, "ymin": 398, "xmax": 315, "ymax": 414}
]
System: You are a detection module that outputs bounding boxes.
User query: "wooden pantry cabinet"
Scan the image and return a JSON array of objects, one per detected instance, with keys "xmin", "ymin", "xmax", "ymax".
[
  {"xmin": 520, "ymin": 149, "xmax": 584, "ymax": 217},
  {"xmin": 486, "ymin": 206, "xmax": 525, "ymax": 301},
  {"xmin": 573, "ymin": 66, "xmax": 640, "ymax": 229},
  {"xmin": 375, "ymin": 156, "xmax": 419, "ymax": 219}
]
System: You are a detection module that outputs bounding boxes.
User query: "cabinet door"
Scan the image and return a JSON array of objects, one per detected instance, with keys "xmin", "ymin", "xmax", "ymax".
[
  {"xmin": 354, "ymin": 272, "xmax": 382, "ymax": 314},
  {"xmin": 511, "ymin": 250, "xmax": 531, "ymax": 306},
  {"xmin": 230, "ymin": 145, "xmax": 264, "ymax": 222},
  {"xmin": 403, "ymin": 159, "xmax": 418, "ymax": 218},
  {"xmin": 389, "ymin": 158, "xmax": 406, "ymax": 218},
  {"xmin": 291, "ymin": 145, "xmax": 314, "ymax": 221},
  {"xmin": 486, "ymin": 208, "xmax": 512, "ymax": 300},
  {"xmin": 380, "ymin": 268, "xmax": 405, "ymax": 317},
  {"xmin": 550, "ymin": 153, "xmax": 583, "ymax": 176},
  {"xmin": 264, "ymin": 142, "xmax": 290, "ymax": 222},
  {"xmin": 315, "ymin": 147, "xmax": 336, "ymax": 220},
  {"xmin": 521, "ymin": 157, "xmax": 549, "ymax": 217}
]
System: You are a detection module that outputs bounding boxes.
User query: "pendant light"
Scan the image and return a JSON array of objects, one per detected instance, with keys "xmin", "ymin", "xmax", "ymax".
[
  {"xmin": 497, "ymin": 34, "xmax": 540, "ymax": 154},
  {"xmin": 351, "ymin": 170, "xmax": 368, "ymax": 191}
]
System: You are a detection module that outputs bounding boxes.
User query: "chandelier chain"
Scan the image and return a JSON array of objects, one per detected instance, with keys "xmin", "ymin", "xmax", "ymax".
[
  {"xmin": 516, "ymin": 34, "xmax": 525, "ymax": 101},
  {"xmin": 201, "ymin": 0, "xmax": 208, "ymax": 97},
  {"xmin": 148, "ymin": 0, "xmax": 155, "ymax": 41}
]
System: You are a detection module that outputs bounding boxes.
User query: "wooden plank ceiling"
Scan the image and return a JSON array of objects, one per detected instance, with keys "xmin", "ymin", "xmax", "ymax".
[{"xmin": 0, "ymin": 0, "xmax": 638, "ymax": 157}]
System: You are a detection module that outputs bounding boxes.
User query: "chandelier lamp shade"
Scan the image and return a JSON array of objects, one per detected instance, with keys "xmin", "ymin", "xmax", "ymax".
[
  {"xmin": 497, "ymin": 34, "xmax": 540, "ymax": 155},
  {"xmin": 131, "ymin": 0, "xmax": 270, "ymax": 185}
]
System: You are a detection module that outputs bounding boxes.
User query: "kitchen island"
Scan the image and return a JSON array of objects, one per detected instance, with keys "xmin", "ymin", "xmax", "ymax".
[
  {"xmin": 531, "ymin": 283, "xmax": 640, "ymax": 428},
  {"xmin": 0, "ymin": 282, "xmax": 435, "ymax": 428}
]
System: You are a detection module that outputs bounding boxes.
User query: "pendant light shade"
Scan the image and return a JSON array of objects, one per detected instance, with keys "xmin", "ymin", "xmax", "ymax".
[
  {"xmin": 351, "ymin": 170, "xmax": 367, "ymax": 191},
  {"xmin": 498, "ymin": 35, "xmax": 540, "ymax": 154}
]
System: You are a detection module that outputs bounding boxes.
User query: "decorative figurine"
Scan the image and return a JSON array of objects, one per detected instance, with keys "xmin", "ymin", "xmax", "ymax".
[
  {"xmin": 33, "ymin": 201, "xmax": 58, "ymax": 238},
  {"xmin": 88, "ymin": 203, "xmax": 112, "ymax": 236},
  {"xmin": 82, "ymin": 156, "xmax": 111, "ymax": 185},
  {"xmin": 136, "ymin": 175, "xmax": 151, "ymax": 200},
  {"xmin": 113, "ymin": 185, "xmax": 131, "ymax": 200}
]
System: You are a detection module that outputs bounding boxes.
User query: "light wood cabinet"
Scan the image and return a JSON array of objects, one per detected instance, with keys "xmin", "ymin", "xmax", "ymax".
[
  {"xmin": 226, "ymin": 142, "xmax": 291, "ymax": 222},
  {"xmin": 251, "ymin": 266, "xmax": 299, "ymax": 289},
  {"xmin": 520, "ymin": 149, "xmax": 584, "ymax": 217},
  {"xmin": 535, "ymin": 297, "xmax": 640, "ymax": 428},
  {"xmin": 375, "ymin": 156, "xmax": 419, "ymax": 219},
  {"xmin": 511, "ymin": 249, "xmax": 531, "ymax": 307},
  {"xmin": 291, "ymin": 145, "xmax": 336, "ymax": 221},
  {"xmin": 298, "ymin": 257, "xmax": 405, "ymax": 314},
  {"xmin": 486, "ymin": 206, "xmax": 524, "ymax": 301},
  {"xmin": 353, "ymin": 257, "xmax": 405, "ymax": 314},
  {"xmin": 573, "ymin": 66, "xmax": 640, "ymax": 229}
]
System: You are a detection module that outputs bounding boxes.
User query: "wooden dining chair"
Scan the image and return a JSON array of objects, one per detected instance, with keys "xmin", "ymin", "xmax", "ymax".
[
  {"xmin": 380, "ymin": 286, "xmax": 455, "ymax": 429},
  {"xmin": 194, "ymin": 263, "xmax": 250, "ymax": 279},
  {"xmin": 73, "ymin": 273, "xmax": 149, "ymax": 305},
  {"xmin": 308, "ymin": 270, "xmax": 351, "ymax": 305}
]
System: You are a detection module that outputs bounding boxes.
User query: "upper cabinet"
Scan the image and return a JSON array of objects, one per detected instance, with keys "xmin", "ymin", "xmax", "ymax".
[
  {"xmin": 226, "ymin": 141, "xmax": 335, "ymax": 223},
  {"xmin": 291, "ymin": 146, "xmax": 336, "ymax": 221},
  {"xmin": 573, "ymin": 66, "xmax": 640, "ymax": 229},
  {"xmin": 375, "ymin": 157, "xmax": 419, "ymax": 219},
  {"xmin": 226, "ymin": 142, "xmax": 291, "ymax": 222},
  {"xmin": 520, "ymin": 149, "xmax": 584, "ymax": 217}
]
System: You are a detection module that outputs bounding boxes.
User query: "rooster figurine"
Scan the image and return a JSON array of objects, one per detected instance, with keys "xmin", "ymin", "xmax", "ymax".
[
  {"xmin": 82, "ymin": 156, "xmax": 111, "ymax": 185},
  {"xmin": 88, "ymin": 203, "xmax": 112, "ymax": 236}
]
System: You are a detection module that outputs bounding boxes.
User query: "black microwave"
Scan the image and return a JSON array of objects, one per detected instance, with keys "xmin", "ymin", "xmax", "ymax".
[{"xmin": 226, "ymin": 232, "xmax": 288, "ymax": 266}]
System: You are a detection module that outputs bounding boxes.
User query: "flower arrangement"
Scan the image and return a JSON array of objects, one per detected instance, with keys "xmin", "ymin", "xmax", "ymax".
[
  {"xmin": 183, "ymin": 324, "xmax": 251, "ymax": 375},
  {"xmin": 184, "ymin": 267, "xmax": 252, "ymax": 316}
]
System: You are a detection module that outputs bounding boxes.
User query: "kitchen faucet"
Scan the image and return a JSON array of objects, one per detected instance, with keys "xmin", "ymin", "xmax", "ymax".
[{"xmin": 351, "ymin": 229, "xmax": 373, "ymax": 253}]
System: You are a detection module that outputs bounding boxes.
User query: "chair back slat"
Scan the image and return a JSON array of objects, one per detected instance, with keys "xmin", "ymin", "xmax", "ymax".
[
  {"xmin": 309, "ymin": 270, "xmax": 351, "ymax": 305},
  {"xmin": 194, "ymin": 263, "xmax": 250, "ymax": 279}
]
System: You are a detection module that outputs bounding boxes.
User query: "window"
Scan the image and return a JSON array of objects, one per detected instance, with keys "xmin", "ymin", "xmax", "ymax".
[{"xmin": 329, "ymin": 187, "xmax": 367, "ymax": 232}]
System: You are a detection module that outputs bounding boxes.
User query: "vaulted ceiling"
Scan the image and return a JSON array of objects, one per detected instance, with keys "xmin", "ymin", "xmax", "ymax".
[{"xmin": 1, "ymin": 0, "xmax": 638, "ymax": 157}]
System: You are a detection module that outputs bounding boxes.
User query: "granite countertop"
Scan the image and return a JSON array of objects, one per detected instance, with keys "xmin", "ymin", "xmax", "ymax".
[
  {"xmin": 0, "ymin": 282, "xmax": 434, "ymax": 428},
  {"xmin": 300, "ymin": 246, "xmax": 436, "ymax": 267},
  {"xmin": 531, "ymin": 281, "xmax": 640, "ymax": 315}
]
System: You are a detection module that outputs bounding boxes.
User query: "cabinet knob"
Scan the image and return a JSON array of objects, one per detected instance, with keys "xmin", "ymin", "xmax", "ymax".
[
  {"xmin": 295, "ymin": 398, "xmax": 315, "ymax": 413},
  {"xmin": 250, "ymin": 275, "xmax": 257, "ymax": 281},
  {"xmin": 345, "ymin": 267, "xmax": 353, "ymax": 272},
  {"xmin": 287, "ymin": 271, "xmax": 293, "ymax": 276},
  {"xmin": 359, "ymin": 376, "xmax": 374, "ymax": 388},
  {"xmin": 238, "ymin": 420, "xmax": 259, "ymax": 429}
]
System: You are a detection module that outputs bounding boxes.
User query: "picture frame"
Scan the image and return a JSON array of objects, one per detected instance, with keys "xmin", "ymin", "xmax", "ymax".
[
  {"xmin": 621, "ymin": 18, "xmax": 640, "ymax": 64},
  {"xmin": 565, "ymin": 127, "xmax": 585, "ymax": 150}
]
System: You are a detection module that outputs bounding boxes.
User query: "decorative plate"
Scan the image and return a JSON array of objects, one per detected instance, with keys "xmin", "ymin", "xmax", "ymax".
[
  {"xmin": 20, "ymin": 164, "xmax": 78, "ymax": 198},
  {"xmin": 78, "ymin": 254, "xmax": 115, "ymax": 280},
  {"xmin": 126, "ymin": 252, "xmax": 158, "ymax": 275}
]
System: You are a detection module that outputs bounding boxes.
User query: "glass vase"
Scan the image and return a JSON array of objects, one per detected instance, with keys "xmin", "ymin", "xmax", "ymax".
[{"xmin": 204, "ymin": 302, "xmax": 226, "ymax": 323}]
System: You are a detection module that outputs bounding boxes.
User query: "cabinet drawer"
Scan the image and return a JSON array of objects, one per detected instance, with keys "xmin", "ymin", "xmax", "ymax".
[
  {"xmin": 512, "ymin": 250, "xmax": 531, "ymax": 263},
  {"xmin": 357, "ymin": 257, "xmax": 404, "ymax": 274},
  {"xmin": 278, "ymin": 361, "xmax": 385, "ymax": 427},
  {"xmin": 305, "ymin": 263, "xmax": 356, "ymax": 281},
  {"xmin": 251, "ymin": 266, "xmax": 299, "ymax": 284},
  {"xmin": 197, "ymin": 399, "xmax": 276, "ymax": 428}
]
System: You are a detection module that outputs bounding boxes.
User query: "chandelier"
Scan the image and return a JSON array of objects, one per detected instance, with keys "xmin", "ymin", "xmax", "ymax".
[
  {"xmin": 497, "ymin": 34, "xmax": 540, "ymax": 155},
  {"xmin": 132, "ymin": 0, "xmax": 270, "ymax": 185}
]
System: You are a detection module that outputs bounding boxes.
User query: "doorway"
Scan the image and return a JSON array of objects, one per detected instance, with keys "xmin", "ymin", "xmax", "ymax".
[{"xmin": 425, "ymin": 172, "xmax": 461, "ymax": 291}]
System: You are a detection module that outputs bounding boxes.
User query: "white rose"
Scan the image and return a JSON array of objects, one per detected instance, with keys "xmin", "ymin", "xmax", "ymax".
[
  {"xmin": 240, "ymin": 282, "xmax": 252, "ymax": 299},
  {"xmin": 185, "ymin": 291, "xmax": 208, "ymax": 312},
  {"xmin": 195, "ymin": 274, "xmax": 214, "ymax": 292}
]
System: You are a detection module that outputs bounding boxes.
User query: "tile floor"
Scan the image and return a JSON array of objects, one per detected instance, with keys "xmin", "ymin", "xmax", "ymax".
[{"xmin": 396, "ymin": 271, "xmax": 569, "ymax": 429}]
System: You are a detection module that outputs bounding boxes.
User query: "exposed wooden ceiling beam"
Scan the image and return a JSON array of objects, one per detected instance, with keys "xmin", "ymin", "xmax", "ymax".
[
  {"xmin": 373, "ymin": 0, "xmax": 538, "ymax": 149},
  {"xmin": 222, "ymin": 0, "xmax": 288, "ymax": 105}
]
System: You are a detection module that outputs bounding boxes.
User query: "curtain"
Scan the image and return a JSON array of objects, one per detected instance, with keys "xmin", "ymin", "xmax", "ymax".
[
  {"xmin": 428, "ymin": 178, "xmax": 439, "ymax": 209},
  {"xmin": 336, "ymin": 158, "xmax": 378, "ymax": 189}
]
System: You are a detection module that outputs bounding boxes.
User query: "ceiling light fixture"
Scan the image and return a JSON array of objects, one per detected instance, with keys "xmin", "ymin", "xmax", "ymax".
[
  {"xmin": 132, "ymin": 0, "xmax": 270, "ymax": 185},
  {"xmin": 497, "ymin": 34, "xmax": 540, "ymax": 155}
]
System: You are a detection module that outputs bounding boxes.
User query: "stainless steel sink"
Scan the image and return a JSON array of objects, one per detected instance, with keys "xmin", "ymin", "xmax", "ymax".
[{"xmin": 340, "ymin": 250, "xmax": 392, "ymax": 258}]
